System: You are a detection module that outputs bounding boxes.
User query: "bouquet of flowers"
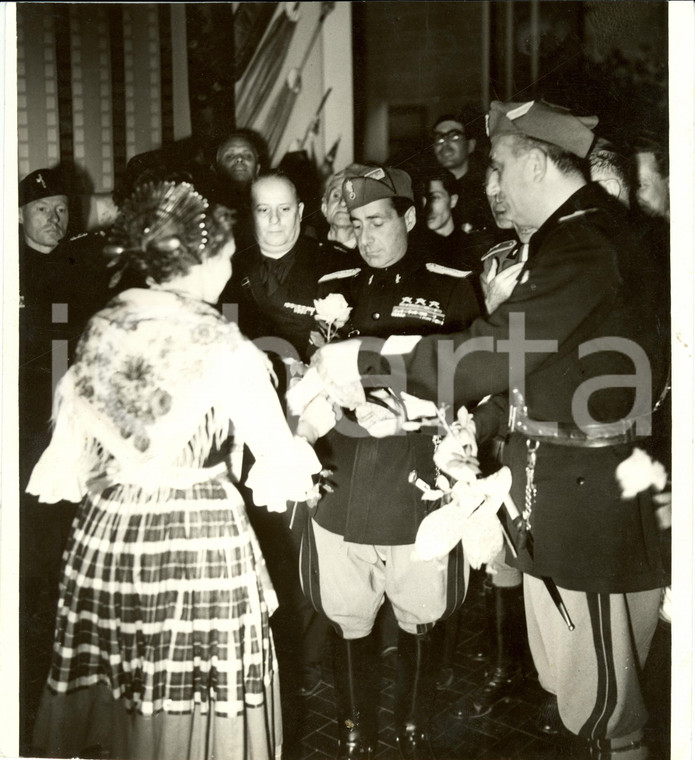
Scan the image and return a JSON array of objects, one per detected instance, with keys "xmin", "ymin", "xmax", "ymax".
[{"xmin": 412, "ymin": 407, "xmax": 510, "ymax": 567}]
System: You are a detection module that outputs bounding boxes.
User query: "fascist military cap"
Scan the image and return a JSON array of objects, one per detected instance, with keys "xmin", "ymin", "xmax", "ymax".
[
  {"xmin": 19, "ymin": 168, "xmax": 68, "ymax": 207},
  {"xmin": 341, "ymin": 166, "xmax": 414, "ymax": 212},
  {"xmin": 487, "ymin": 100, "xmax": 599, "ymax": 159},
  {"xmin": 323, "ymin": 163, "xmax": 372, "ymax": 202}
]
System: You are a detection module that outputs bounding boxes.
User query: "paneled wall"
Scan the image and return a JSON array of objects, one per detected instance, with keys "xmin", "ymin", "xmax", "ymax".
[
  {"xmin": 16, "ymin": 3, "xmax": 354, "ymax": 192},
  {"xmin": 16, "ymin": 3, "xmax": 191, "ymax": 192}
]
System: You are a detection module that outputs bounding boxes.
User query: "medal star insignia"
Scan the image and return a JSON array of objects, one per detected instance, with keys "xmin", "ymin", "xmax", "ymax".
[
  {"xmin": 345, "ymin": 179, "xmax": 356, "ymax": 200},
  {"xmin": 36, "ymin": 173, "xmax": 46, "ymax": 188}
]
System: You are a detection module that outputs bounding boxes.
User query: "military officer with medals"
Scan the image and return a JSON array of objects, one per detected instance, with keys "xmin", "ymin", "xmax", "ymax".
[
  {"xmin": 301, "ymin": 166, "xmax": 479, "ymax": 760},
  {"xmin": 310, "ymin": 102, "xmax": 669, "ymax": 760}
]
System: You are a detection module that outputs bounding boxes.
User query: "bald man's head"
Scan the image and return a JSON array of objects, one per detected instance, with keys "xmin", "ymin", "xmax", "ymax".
[{"xmin": 252, "ymin": 175, "xmax": 304, "ymax": 257}]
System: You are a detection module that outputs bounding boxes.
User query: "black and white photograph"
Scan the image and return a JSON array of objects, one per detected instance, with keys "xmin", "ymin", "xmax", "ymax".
[{"xmin": 2, "ymin": 3, "xmax": 693, "ymax": 759}]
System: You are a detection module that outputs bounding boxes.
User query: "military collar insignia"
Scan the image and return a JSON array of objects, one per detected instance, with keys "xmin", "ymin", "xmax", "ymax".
[
  {"xmin": 557, "ymin": 208, "xmax": 598, "ymax": 224},
  {"xmin": 318, "ymin": 267, "xmax": 362, "ymax": 283},
  {"xmin": 425, "ymin": 262, "xmax": 472, "ymax": 278},
  {"xmin": 481, "ymin": 239, "xmax": 518, "ymax": 261}
]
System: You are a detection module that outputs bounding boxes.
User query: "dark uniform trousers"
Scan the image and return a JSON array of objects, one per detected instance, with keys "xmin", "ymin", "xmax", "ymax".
[
  {"xmin": 301, "ymin": 247, "xmax": 480, "ymax": 638},
  {"xmin": 358, "ymin": 185, "xmax": 669, "ymax": 748}
]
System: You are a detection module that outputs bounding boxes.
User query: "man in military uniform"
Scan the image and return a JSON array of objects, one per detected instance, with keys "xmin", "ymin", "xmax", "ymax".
[
  {"xmin": 217, "ymin": 172, "xmax": 342, "ymax": 706},
  {"xmin": 311, "ymin": 102, "xmax": 669, "ymax": 760},
  {"xmin": 478, "ymin": 166, "xmax": 536, "ymax": 316},
  {"xmin": 301, "ymin": 166, "xmax": 479, "ymax": 759},
  {"xmin": 18, "ymin": 168, "xmax": 116, "ymax": 746}
]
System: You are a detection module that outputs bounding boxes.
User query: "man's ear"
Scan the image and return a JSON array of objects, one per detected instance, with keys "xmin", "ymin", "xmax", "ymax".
[
  {"xmin": 527, "ymin": 147, "xmax": 548, "ymax": 182},
  {"xmin": 18, "ymin": 207, "xmax": 24, "ymax": 225},
  {"xmin": 467, "ymin": 138, "xmax": 477, "ymax": 155},
  {"xmin": 597, "ymin": 177, "xmax": 623, "ymax": 201},
  {"xmin": 404, "ymin": 205, "xmax": 417, "ymax": 232},
  {"xmin": 298, "ymin": 201, "xmax": 305, "ymax": 220},
  {"xmin": 450, "ymin": 193, "xmax": 459, "ymax": 209}
]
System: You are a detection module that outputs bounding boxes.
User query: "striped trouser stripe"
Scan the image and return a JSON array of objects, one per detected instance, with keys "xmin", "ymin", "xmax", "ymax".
[{"xmin": 581, "ymin": 593, "xmax": 619, "ymax": 738}]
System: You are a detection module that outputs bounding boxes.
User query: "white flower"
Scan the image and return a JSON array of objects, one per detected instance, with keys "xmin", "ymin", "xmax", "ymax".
[
  {"xmin": 313, "ymin": 293, "xmax": 352, "ymax": 330},
  {"xmin": 433, "ymin": 405, "xmax": 478, "ymax": 480},
  {"xmin": 615, "ymin": 447, "xmax": 668, "ymax": 499}
]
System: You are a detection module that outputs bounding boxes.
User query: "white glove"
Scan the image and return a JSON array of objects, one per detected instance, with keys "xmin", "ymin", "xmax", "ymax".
[
  {"xmin": 311, "ymin": 339, "xmax": 366, "ymax": 409},
  {"xmin": 615, "ymin": 447, "xmax": 668, "ymax": 499},
  {"xmin": 246, "ymin": 436, "xmax": 322, "ymax": 512},
  {"xmin": 296, "ymin": 392, "xmax": 339, "ymax": 443}
]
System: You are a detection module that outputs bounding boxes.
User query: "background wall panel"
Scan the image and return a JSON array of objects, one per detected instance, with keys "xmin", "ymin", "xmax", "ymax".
[{"xmin": 16, "ymin": 3, "xmax": 191, "ymax": 194}]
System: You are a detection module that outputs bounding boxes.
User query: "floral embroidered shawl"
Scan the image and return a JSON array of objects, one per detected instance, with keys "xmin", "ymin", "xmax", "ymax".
[{"xmin": 28, "ymin": 287, "xmax": 320, "ymax": 506}]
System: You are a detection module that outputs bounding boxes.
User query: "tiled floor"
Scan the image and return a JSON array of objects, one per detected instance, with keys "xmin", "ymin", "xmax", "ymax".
[
  {"xmin": 275, "ymin": 570, "xmax": 672, "ymax": 760},
  {"xmin": 21, "ymin": 569, "xmax": 671, "ymax": 759}
]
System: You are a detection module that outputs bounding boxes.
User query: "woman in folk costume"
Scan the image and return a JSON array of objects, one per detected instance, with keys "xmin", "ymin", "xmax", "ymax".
[{"xmin": 27, "ymin": 181, "xmax": 332, "ymax": 760}]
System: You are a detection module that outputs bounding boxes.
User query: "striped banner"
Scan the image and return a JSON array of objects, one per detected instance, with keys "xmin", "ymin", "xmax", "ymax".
[{"xmin": 16, "ymin": 3, "xmax": 191, "ymax": 193}]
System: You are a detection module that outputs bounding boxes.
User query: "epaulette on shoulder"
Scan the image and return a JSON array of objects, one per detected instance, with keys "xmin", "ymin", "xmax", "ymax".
[
  {"xmin": 425, "ymin": 262, "xmax": 472, "ymax": 278},
  {"xmin": 557, "ymin": 208, "xmax": 599, "ymax": 224},
  {"xmin": 480, "ymin": 239, "xmax": 517, "ymax": 261},
  {"xmin": 68, "ymin": 230, "xmax": 106, "ymax": 243},
  {"xmin": 318, "ymin": 267, "xmax": 362, "ymax": 283}
]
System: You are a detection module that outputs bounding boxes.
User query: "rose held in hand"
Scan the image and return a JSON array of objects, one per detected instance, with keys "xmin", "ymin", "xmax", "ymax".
[{"xmin": 313, "ymin": 293, "xmax": 352, "ymax": 343}]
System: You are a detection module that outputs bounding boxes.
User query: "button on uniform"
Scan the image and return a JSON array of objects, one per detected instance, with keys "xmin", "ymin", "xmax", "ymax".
[{"xmin": 372, "ymin": 312, "xmax": 380, "ymax": 320}]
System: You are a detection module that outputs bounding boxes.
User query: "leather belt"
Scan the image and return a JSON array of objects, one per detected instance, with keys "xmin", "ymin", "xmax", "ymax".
[
  {"xmin": 507, "ymin": 388, "xmax": 649, "ymax": 448},
  {"xmin": 511, "ymin": 414, "xmax": 642, "ymax": 448}
]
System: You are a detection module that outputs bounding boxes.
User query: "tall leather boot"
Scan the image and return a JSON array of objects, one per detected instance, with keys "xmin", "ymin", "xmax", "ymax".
[
  {"xmin": 589, "ymin": 735, "xmax": 650, "ymax": 760},
  {"xmin": 466, "ymin": 572, "xmax": 495, "ymax": 662},
  {"xmin": 332, "ymin": 634, "xmax": 378, "ymax": 759},
  {"xmin": 394, "ymin": 629, "xmax": 437, "ymax": 760},
  {"xmin": 453, "ymin": 584, "xmax": 524, "ymax": 719}
]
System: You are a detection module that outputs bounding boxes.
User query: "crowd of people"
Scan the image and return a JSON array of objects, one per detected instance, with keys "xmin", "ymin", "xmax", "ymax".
[{"xmin": 18, "ymin": 94, "xmax": 671, "ymax": 760}]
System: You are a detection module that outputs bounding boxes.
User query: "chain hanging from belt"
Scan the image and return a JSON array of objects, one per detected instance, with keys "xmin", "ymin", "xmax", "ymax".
[{"xmin": 523, "ymin": 439, "xmax": 540, "ymax": 531}]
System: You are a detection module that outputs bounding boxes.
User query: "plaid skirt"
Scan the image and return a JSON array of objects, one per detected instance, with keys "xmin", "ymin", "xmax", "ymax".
[{"xmin": 32, "ymin": 478, "xmax": 282, "ymax": 760}]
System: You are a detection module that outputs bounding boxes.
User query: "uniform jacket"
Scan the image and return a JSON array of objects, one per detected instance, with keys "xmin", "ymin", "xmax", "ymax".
[
  {"xmin": 19, "ymin": 233, "xmax": 116, "ymax": 486},
  {"xmin": 358, "ymin": 184, "xmax": 669, "ymax": 592},
  {"xmin": 312, "ymin": 246, "xmax": 480, "ymax": 545},
  {"xmin": 220, "ymin": 235, "xmax": 352, "ymax": 360}
]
